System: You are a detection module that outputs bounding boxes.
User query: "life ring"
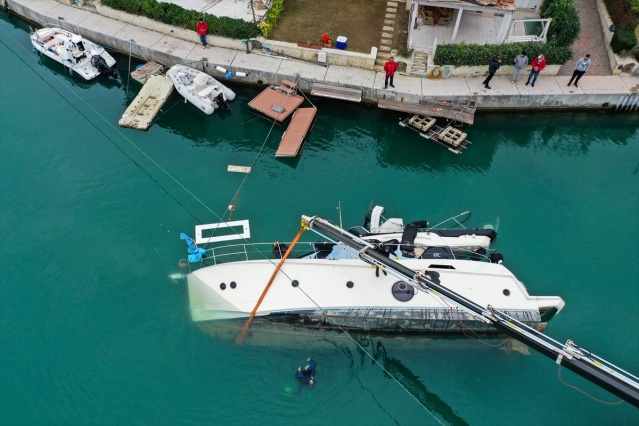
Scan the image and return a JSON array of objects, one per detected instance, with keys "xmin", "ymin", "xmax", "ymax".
[{"xmin": 429, "ymin": 67, "xmax": 443, "ymax": 80}]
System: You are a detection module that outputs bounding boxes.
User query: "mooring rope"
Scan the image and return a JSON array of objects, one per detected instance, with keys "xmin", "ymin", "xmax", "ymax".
[{"xmin": 4, "ymin": 29, "xmax": 452, "ymax": 419}]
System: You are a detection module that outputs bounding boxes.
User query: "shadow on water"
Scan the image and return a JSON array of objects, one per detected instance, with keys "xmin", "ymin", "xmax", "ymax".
[
  {"xmin": 198, "ymin": 319, "xmax": 473, "ymax": 424},
  {"xmin": 472, "ymin": 112, "xmax": 639, "ymax": 155},
  {"xmin": 366, "ymin": 336, "xmax": 470, "ymax": 426}
]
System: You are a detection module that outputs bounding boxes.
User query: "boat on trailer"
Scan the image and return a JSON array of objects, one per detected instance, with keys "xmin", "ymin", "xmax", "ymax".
[
  {"xmin": 399, "ymin": 114, "xmax": 471, "ymax": 154},
  {"xmin": 166, "ymin": 64, "xmax": 236, "ymax": 115},
  {"xmin": 184, "ymin": 214, "xmax": 562, "ymax": 333},
  {"xmin": 30, "ymin": 27, "xmax": 118, "ymax": 81}
]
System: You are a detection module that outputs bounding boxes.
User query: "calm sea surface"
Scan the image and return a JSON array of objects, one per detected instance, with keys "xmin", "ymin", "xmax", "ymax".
[{"xmin": 1, "ymin": 12, "xmax": 638, "ymax": 426}]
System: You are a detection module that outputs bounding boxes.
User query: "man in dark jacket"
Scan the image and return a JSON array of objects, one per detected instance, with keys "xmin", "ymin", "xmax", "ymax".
[{"xmin": 482, "ymin": 56, "xmax": 501, "ymax": 89}]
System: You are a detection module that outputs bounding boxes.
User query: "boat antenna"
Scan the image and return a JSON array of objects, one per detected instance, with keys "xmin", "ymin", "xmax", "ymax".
[{"xmin": 338, "ymin": 201, "xmax": 343, "ymax": 229}]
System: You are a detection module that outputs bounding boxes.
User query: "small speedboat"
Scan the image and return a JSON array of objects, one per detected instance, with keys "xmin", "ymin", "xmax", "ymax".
[
  {"xmin": 166, "ymin": 64, "xmax": 235, "ymax": 114},
  {"xmin": 30, "ymin": 28, "xmax": 118, "ymax": 80}
]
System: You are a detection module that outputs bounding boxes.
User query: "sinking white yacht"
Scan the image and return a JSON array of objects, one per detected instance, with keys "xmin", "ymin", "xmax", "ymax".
[
  {"xmin": 30, "ymin": 27, "xmax": 118, "ymax": 80},
  {"xmin": 167, "ymin": 64, "xmax": 235, "ymax": 114},
  {"xmin": 183, "ymin": 215, "xmax": 564, "ymax": 334}
]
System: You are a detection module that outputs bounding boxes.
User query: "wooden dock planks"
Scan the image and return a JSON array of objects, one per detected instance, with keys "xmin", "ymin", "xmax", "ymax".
[
  {"xmin": 275, "ymin": 108, "xmax": 317, "ymax": 157},
  {"xmin": 379, "ymin": 98, "xmax": 476, "ymax": 125},
  {"xmin": 248, "ymin": 80, "xmax": 305, "ymax": 123},
  {"xmin": 311, "ymin": 83, "xmax": 361, "ymax": 103},
  {"xmin": 119, "ymin": 75, "xmax": 174, "ymax": 130},
  {"xmin": 131, "ymin": 61, "xmax": 164, "ymax": 84}
]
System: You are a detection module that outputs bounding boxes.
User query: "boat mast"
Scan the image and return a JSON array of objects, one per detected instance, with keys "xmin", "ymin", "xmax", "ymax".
[{"xmin": 302, "ymin": 215, "xmax": 639, "ymax": 408}]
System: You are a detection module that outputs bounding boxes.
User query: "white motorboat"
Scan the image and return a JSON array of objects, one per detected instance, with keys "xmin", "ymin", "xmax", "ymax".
[
  {"xmin": 166, "ymin": 64, "xmax": 236, "ymax": 115},
  {"xmin": 30, "ymin": 28, "xmax": 118, "ymax": 81},
  {"xmin": 352, "ymin": 205, "xmax": 497, "ymax": 261},
  {"xmin": 183, "ymin": 215, "xmax": 564, "ymax": 333}
]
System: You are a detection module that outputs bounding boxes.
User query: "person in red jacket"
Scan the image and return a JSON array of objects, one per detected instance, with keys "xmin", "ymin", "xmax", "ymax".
[
  {"xmin": 525, "ymin": 53, "xmax": 546, "ymax": 87},
  {"xmin": 384, "ymin": 56, "xmax": 398, "ymax": 89},
  {"xmin": 196, "ymin": 18, "xmax": 209, "ymax": 49}
]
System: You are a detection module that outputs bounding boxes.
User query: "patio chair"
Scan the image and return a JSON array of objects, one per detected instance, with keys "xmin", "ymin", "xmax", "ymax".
[
  {"xmin": 422, "ymin": 16, "xmax": 434, "ymax": 26},
  {"xmin": 438, "ymin": 18, "xmax": 450, "ymax": 26}
]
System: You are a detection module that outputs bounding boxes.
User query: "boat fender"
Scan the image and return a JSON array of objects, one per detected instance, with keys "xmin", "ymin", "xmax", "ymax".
[
  {"xmin": 215, "ymin": 65, "xmax": 227, "ymax": 73},
  {"xmin": 235, "ymin": 72, "xmax": 247, "ymax": 77},
  {"xmin": 225, "ymin": 71, "xmax": 233, "ymax": 79},
  {"xmin": 490, "ymin": 252, "xmax": 504, "ymax": 264}
]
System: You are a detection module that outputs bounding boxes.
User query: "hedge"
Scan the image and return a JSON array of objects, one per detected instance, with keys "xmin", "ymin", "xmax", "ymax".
[
  {"xmin": 434, "ymin": 41, "xmax": 573, "ymax": 66},
  {"xmin": 541, "ymin": 0, "xmax": 581, "ymax": 47},
  {"xmin": 603, "ymin": 0, "xmax": 639, "ymax": 54},
  {"xmin": 611, "ymin": 28, "xmax": 638, "ymax": 52},
  {"xmin": 101, "ymin": 0, "xmax": 260, "ymax": 39}
]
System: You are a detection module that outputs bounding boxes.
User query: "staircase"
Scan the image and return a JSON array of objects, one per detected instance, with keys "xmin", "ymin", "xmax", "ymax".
[{"xmin": 409, "ymin": 50, "xmax": 429, "ymax": 77}]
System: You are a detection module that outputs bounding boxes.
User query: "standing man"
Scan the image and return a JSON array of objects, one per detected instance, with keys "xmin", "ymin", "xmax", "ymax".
[
  {"xmin": 482, "ymin": 55, "xmax": 501, "ymax": 89},
  {"xmin": 384, "ymin": 56, "xmax": 398, "ymax": 89},
  {"xmin": 525, "ymin": 53, "xmax": 546, "ymax": 87},
  {"xmin": 568, "ymin": 54, "xmax": 591, "ymax": 88},
  {"xmin": 196, "ymin": 17, "xmax": 208, "ymax": 49},
  {"xmin": 511, "ymin": 51, "xmax": 528, "ymax": 84}
]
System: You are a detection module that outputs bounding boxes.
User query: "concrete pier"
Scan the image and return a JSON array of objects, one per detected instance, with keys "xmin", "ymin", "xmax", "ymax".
[{"xmin": 7, "ymin": 0, "xmax": 639, "ymax": 111}]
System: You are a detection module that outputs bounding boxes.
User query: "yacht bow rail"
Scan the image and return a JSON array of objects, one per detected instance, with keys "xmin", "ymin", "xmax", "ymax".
[{"xmin": 302, "ymin": 215, "xmax": 639, "ymax": 407}]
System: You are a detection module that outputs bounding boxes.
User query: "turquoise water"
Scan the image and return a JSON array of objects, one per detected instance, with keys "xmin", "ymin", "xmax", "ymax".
[{"xmin": 1, "ymin": 12, "xmax": 639, "ymax": 425}]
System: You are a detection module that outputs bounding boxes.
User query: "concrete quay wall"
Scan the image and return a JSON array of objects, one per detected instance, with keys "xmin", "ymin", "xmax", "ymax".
[{"xmin": 8, "ymin": 0, "xmax": 639, "ymax": 112}]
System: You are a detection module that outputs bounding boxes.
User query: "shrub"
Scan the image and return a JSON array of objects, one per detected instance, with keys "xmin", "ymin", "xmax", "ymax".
[
  {"xmin": 101, "ymin": 0, "xmax": 260, "ymax": 39},
  {"xmin": 541, "ymin": 0, "xmax": 581, "ymax": 46},
  {"xmin": 611, "ymin": 28, "xmax": 639, "ymax": 52},
  {"xmin": 603, "ymin": 0, "xmax": 639, "ymax": 31},
  {"xmin": 260, "ymin": 0, "xmax": 284, "ymax": 38},
  {"xmin": 433, "ymin": 41, "xmax": 573, "ymax": 66}
]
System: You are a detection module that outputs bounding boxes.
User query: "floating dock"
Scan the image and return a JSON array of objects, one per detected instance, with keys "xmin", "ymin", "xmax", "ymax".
[
  {"xmin": 131, "ymin": 61, "xmax": 164, "ymax": 84},
  {"xmin": 248, "ymin": 79, "xmax": 305, "ymax": 123},
  {"xmin": 119, "ymin": 75, "xmax": 174, "ymax": 130},
  {"xmin": 379, "ymin": 98, "xmax": 476, "ymax": 125},
  {"xmin": 275, "ymin": 108, "xmax": 317, "ymax": 157},
  {"xmin": 311, "ymin": 83, "xmax": 361, "ymax": 103},
  {"xmin": 400, "ymin": 114, "xmax": 471, "ymax": 154}
]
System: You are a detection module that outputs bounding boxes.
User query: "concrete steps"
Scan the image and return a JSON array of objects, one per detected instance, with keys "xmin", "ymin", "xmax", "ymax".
[{"xmin": 410, "ymin": 51, "xmax": 429, "ymax": 77}]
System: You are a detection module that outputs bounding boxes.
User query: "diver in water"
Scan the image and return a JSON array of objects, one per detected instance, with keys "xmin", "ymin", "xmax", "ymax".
[{"xmin": 295, "ymin": 358, "xmax": 316, "ymax": 389}]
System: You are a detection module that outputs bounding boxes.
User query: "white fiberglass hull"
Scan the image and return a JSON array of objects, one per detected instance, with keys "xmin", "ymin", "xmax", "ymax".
[
  {"xmin": 167, "ymin": 64, "xmax": 235, "ymax": 115},
  {"xmin": 187, "ymin": 258, "xmax": 564, "ymax": 332},
  {"xmin": 30, "ymin": 28, "xmax": 116, "ymax": 81},
  {"xmin": 361, "ymin": 232, "xmax": 492, "ymax": 252}
]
